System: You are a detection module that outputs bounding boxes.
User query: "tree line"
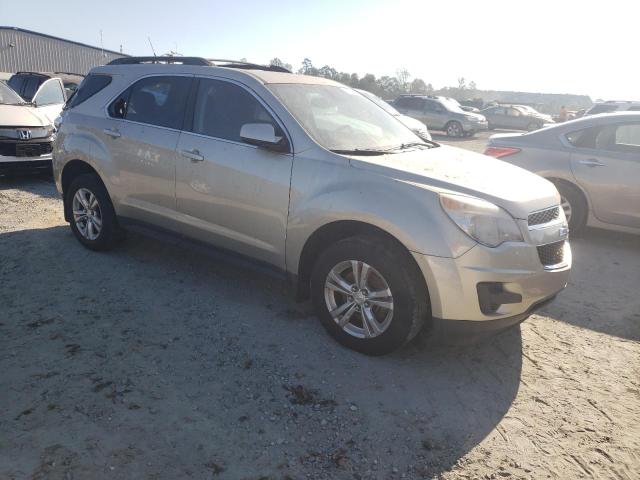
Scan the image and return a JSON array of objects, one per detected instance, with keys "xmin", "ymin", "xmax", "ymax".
[{"xmin": 269, "ymin": 57, "xmax": 478, "ymax": 101}]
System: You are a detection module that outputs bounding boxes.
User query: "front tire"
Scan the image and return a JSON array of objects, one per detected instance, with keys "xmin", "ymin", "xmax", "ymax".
[
  {"xmin": 553, "ymin": 181, "xmax": 588, "ymax": 234},
  {"xmin": 66, "ymin": 173, "xmax": 120, "ymax": 251},
  {"xmin": 445, "ymin": 121, "xmax": 464, "ymax": 137},
  {"xmin": 310, "ymin": 235, "xmax": 430, "ymax": 355},
  {"xmin": 526, "ymin": 122, "xmax": 540, "ymax": 132}
]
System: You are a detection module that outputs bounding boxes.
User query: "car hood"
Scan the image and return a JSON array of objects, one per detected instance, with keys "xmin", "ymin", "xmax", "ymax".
[
  {"xmin": 397, "ymin": 114, "xmax": 426, "ymax": 132},
  {"xmin": 0, "ymin": 104, "xmax": 51, "ymax": 127},
  {"xmin": 464, "ymin": 112, "xmax": 486, "ymax": 121},
  {"xmin": 348, "ymin": 145, "xmax": 559, "ymax": 219}
]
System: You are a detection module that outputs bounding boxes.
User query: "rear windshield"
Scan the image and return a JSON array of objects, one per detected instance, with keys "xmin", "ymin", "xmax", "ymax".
[
  {"xmin": 8, "ymin": 74, "xmax": 45, "ymax": 101},
  {"xmin": 64, "ymin": 74, "xmax": 112, "ymax": 110}
]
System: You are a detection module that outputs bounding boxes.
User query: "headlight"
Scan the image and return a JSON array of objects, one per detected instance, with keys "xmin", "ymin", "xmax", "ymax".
[
  {"xmin": 465, "ymin": 115, "xmax": 479, "ymax": 121},
  {"xmin": 440, "ymin": 193, "xmax": 523, "ymax": 247}
]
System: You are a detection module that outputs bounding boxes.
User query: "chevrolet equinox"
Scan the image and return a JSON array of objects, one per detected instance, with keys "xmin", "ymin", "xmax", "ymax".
[{"xmin": 53, "ymin": 57, "xmax": 571, "ymax": 355}]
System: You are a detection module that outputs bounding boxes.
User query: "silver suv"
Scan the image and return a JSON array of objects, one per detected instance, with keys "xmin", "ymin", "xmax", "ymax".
[
  {"xmin": 53, "ymin": 57, "xmax": 571, "ymax": 355},
  {"xmin": 393, "ymin": 95, "xmax": 488, "ymax": 137}
]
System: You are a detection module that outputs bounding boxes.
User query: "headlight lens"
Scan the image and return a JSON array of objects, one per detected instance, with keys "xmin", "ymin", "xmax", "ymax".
[{"xmin": 440, "ymin": 193, "xmax": 523, "ymax": 247}]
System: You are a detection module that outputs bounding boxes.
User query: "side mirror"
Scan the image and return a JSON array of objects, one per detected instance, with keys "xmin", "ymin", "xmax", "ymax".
[{"xmin": 240, "ymin": 123, "xmax": 288, "ymax": 152}]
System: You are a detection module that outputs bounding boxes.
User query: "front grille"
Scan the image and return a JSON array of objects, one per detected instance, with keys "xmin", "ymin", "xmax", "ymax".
[
  {"xmin": 528, "ymin": 206, "xmax": 560, "ymax": 226},
  {"xmin": 537, "ymin": 240, "xmax": 565, "ymax": 266},
  {"xmin": 0, "ymin": 141, "xmax": 53, "ymax": 158}
]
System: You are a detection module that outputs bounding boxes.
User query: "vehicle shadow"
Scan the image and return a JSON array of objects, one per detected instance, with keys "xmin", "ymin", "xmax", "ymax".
[
  {"xmin": 0, "ymin": 225, "xmax": 522, "ymax": 479},
  {"xmin": 0, "ymin": 171, "xmax": 58, "ymax": 199},
  {"xmin": 539, "ymin": 227, "xmax": 639, "ymax": 341}
]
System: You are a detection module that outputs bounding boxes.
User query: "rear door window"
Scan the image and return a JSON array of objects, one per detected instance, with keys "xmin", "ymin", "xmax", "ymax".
[{"xmin": 109, "ymin": 76, "xmax": 192, "ymax": 130}]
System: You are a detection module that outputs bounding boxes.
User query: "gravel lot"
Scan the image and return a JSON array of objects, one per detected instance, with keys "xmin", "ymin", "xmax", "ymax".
[{"xmin": 1, "ymin": 132, "xmax": 639, "ymax": 479}]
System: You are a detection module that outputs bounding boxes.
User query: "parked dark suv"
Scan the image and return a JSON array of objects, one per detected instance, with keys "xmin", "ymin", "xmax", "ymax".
[{"xmin": 8, "ymin": 71, "xmax": 84, "ymax": 102}]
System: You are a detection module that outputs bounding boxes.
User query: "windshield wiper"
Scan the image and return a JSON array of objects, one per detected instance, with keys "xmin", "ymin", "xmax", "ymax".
[
  {"xmin": 330, "ymin": 148, "xmax": 389, "ymax": 156},
  {"xmin": 386, "ymin": 141, "xmax": 436, "ymax": 151}
]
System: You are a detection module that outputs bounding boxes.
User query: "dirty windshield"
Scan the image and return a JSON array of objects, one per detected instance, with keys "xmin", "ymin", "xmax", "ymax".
[{"xmin": 269, "ymin": 83, "xmax": 424, "ymax": 152}]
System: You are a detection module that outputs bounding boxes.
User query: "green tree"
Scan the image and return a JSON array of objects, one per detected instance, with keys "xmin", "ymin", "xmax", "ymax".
[
  {"xmin": 298, "ymin": 58, "xmax": 318, "ymax": 76},
  {"xmin": 269, "ymin": 57, "xmax": 293, "ymax": 71},
  {"xmin": 409, "ymin": 78, "xmax": 428, "ymax": 94},
  {"xmin": 396, "ymin": 68, "xmax": 411, "ymax": 92}
]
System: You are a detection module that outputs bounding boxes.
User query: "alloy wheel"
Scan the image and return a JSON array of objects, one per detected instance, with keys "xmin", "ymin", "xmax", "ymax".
[
  {"xmin": 72, "ymin": 188, "xmax": 103, "ymax": 241},
  {"xmin": 447, "ymin": 122, "xmax": 462, "ymax": 137},
  {"xmin": 324, "ymin": 260, "xmax": 394, "ymax": 339},
  {"xmin": 560, "ymin": 196, "xmax": 573, "ymax": 224}
]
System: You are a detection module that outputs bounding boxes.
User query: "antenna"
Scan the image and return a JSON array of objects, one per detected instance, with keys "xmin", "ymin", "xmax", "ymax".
[{"xmin": 147, "ymin": 37, "xmax": 157, "ymax": 57}]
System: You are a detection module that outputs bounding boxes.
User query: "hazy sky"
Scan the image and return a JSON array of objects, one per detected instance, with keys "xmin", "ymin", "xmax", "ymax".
[{"xmin": 3, "ymin": 0, "xmax": 636, "ymax": 100}]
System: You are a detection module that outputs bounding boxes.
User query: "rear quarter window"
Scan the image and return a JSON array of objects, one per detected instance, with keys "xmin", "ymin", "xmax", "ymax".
[{"xmin": 65, "ymin": 74, "xmax": 112, "ymax": 110}]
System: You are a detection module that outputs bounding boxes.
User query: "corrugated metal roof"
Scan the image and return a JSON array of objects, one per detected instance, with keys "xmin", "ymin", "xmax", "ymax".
[{"xmin": 0, "ymin": 26, "xmax": 128, "ymax": 75}]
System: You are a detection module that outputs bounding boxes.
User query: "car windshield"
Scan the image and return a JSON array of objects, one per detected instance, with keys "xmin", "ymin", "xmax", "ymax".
[
  {"xmin": 356, "ymin": 89, "xmax": 401, "ymax": 116},
  {"xmin": 439, "ymin": 97, "xmax": 465, "ymax": 113},
  {"xmin": 268, "ymin": 83, "xmax": 424, "ymax": 152},
  {"xmin": 519, "ymin": 106, "xmax": 539, "ymax": 114},
  {"xmin": 0, "ymin": 82, "xmax": 26, "ymax": 105}
]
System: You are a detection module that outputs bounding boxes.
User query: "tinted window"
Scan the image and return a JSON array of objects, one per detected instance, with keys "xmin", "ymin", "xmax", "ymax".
[
  {"xmin": 110, "ymin": 76, "xmax": 191, "ymax": 129},
  {"xmin": 615, "ymin": 124, "xmax": 640, "ymax": 148},
  {"xmin": 34, "ymin": 80, "xmax": 65, "ymax": 106},
  {"xmin": 8, "ymin": 75, "xmax": 45, "ymax": 101},
  {"xmin": 424, "ymin": 100, "xmax": 442, "ymax": 112},
  {"xmin": 566, "ymin": 126, "xmax": 600, "ymax": 148},
  {"xmin": 588, "ymin": 104, "xmax": 618, "ymax": 114},
  {"xmin": 191, "ymin": 78, "xmax": 280, "ymax": 143},
  {"xmin": 408, "ymin": 98, "xmax": 426, "ymax": 110},
  {"xmin": 66, "ymin": 74, "xmax": 112, "ymax": 109},
  {"xmin": 394, "ymin": 97, "xmax": 412, "ymax": 109}
]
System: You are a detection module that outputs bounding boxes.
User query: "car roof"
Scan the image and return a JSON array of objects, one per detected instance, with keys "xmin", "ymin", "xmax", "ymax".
[
  {"xmin": 538, "ymin": 111, "xmax": 640, "ymax": 132},
  {"xmin": 91, "ymin": 63, "xmax": 341, "ymax": 87},
  {"xmin": 11, "ymin": 71, "xmax": 84, "ymax": 82}
]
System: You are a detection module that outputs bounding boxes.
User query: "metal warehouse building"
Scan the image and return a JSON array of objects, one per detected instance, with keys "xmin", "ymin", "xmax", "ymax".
[{"xmin": 0, "ymin": 26, "xmax": 127, "ymax": 75}]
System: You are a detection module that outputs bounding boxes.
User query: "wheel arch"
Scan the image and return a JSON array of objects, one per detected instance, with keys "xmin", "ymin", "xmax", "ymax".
[
  {"xmin": 294, "ymin": 220, "xmax": 428, "ymax": 302},
  {"xmin": 545, "ymin": 176, "xmax": 590, "ymax": 209},
  {"xmin": 61, "ymin": 160, "xmax": 107, "ymax": 222}
]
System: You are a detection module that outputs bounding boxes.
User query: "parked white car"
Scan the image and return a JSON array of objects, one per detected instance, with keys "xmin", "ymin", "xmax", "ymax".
[{"xmin": 0, "ymin": 75, "xmax": 68, "ymax": 174}]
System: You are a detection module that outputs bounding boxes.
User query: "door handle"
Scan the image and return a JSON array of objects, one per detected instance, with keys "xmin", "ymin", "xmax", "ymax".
[
  {"xmin": 579, "ymin": 158, "xmax": 605, "ymax": 167},
  {"xmin": 103, "ymin": 128, "xmax": 121, "ymax": 138},
  {"xmin": 180, "ymin": 149, "xmax": 204, "ymax": 162}
]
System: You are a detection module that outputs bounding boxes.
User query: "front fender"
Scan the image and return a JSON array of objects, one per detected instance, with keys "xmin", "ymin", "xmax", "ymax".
[{"xmin": 285, "ymin": 153, "xmax": 475, "ymax": 276}]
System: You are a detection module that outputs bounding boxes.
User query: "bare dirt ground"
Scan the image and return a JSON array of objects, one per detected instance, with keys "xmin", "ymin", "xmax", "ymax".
[{"xmin": 1, "ymin": 134, "xmax": 639, "ymax": 479}]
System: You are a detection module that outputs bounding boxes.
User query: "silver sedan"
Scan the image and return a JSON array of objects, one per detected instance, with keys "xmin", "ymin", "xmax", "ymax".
[{"xmin": 485, "ymin": 112, "xmax": 640, "ymax": 234}]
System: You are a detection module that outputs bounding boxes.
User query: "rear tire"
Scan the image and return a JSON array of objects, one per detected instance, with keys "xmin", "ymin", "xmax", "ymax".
[
  {"xmin": 310, "ymin": 235, "xmax": 430, "ymax": 355},
  {"xmin": 553, "ymin": 181, "xmax": 588, "ymax": 234},
  {"xmin": 66, "ymin": 173, "xmax": 121, "ymax": 251}
]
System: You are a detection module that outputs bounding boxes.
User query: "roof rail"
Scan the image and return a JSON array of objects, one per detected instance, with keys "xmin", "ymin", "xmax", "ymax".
[
  {"xmin": 207, "ymin": 58, "xmax": 291, "ymax": 73},
  {"xmin": 106, "ymin": 56, "xmax": 292, "ymax": 73},
  {"xmin": 107, "ymin": 56, "xmax": 211, "ymax": 66}
]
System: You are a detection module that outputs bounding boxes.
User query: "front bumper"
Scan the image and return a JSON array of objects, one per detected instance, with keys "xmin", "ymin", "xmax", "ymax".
[
  {"xmin": 461, "ymin": 120, "xmax": 488, "ymax": 132},
  {"xmin": 413, "ymin": 240, "xmax": 571, "ymax": 322},
  {"xmin": 0, "ymin": 154, "xmax": 53, "ymax": 172}
]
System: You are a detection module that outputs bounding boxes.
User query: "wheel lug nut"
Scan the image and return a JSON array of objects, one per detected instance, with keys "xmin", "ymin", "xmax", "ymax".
[
  {"xmin": 348, "ymin": 296, "xmax": 353, "ymax": 301},
  {"xmin": 351, "ymin": 286, "xmax": 358, "ymax": 292}
]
